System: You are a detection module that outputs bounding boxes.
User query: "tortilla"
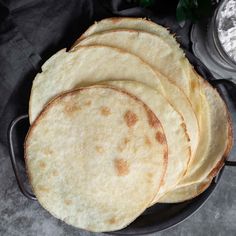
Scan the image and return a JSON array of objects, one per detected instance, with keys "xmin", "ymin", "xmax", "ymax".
[
  {"xmin": 74, "ymin": 17, "xmax": 201, "ymax": 102},
  {"xmin": 158, "ymin": 178, "xmax": 213, "ymax": 203},
  {"xmin": 72, "ymin": 28, "xmax": 200, "ymax": 164},
  {"xmin": 101, "ymin": 80, "xmax": 190, "ymax": 200},
  {"xmin": 29, "ymin": 46, "xmax": 198, "ymax": 174},
  {"xmin": 25, "ymin": 86, "xmax": 167, "ymax": 232},
  {"xmin": 73, "ymin": 18, "xmax": 232, "ymax": 189},
  {"xmin": 180, "ymin": 80, "xmax": 232, "ymax": 185}
]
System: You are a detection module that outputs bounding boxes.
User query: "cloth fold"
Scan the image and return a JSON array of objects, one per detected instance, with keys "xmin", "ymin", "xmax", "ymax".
[{"xmin": 0, "ymin": 0, "xmax": 187, "ymax": 146}]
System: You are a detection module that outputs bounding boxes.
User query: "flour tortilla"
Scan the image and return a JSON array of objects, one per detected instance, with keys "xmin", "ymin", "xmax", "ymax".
[
  {"xmin": 29, "ymin": 46, "xmax": 197, "ymax": 169},
  {"xmin": 73, "ymin": 18, "xmax": 232, "ymax": 190},
  {"xmin": 158, "ymin": 178, "xmax": 213, "ymax": 203},
  {"xmin": 25, "ymin": 86, "xmax": 167, "ymax": 232},
  {"xmin": 73, "ymin": 17, "xmax": 194, "ymax": 98},
  {"xmin": 180, "ymin": 79, "xmax": 232, "ymax": 184},
  {"xmin": 29, "ymin": 44, "xmax": 195, "ymax": 203},
  {"xmin": 72, "ymin": 30, "xmax": 199, "ymax": 158},
  {"xmin": 101, "ymin": 80, "xmax": 190, "ymax": 201}
]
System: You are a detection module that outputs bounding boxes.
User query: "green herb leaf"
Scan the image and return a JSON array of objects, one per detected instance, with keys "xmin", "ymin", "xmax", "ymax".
[
  {"xmin": 176, "ymin": 0, "xmax": 213, "ymax": 22},
  {"xmin": 139, "ymin": 0, "xmax": 155, "ymax": 7}
]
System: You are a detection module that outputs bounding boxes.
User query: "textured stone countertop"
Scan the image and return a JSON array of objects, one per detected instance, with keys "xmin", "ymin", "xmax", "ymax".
[{"xmin": 1, "ymin": 132, "xmax": 236, "ymax": 236}]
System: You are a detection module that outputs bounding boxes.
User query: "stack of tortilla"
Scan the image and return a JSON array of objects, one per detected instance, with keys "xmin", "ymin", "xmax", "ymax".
[{"xmin": 25, "ymin": 18, "xmax": 232, "ymax": 232}]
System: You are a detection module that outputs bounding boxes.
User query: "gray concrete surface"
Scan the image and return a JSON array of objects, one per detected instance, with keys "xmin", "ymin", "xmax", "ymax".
[{"xmin": 1, "ymin": 122, "xmax": 236, "ymax": 236}]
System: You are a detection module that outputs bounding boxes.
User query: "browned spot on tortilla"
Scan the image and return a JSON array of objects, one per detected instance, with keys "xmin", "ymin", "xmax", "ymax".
[
  {"xmin": 52, "ymin": 170, "xmax": 59, "ymax": 176},
  {"xmin": 64, "ymin": 103, "xmax": 81, "ymax": 117},
  {"xmin": 145, "ymin": 172, "xmax": 154, "ymax": 183},
  {"xmin": 100, "ymin": 106, "xmax": 111, "ymax": 116},
  {"xmin": 160, "ymin": 178, "xmax": 165, "ymax": 187},
  {"xmin": 124, "ymin": 137, "xmax": 130, "ymax": 145},
  {"xmin": 96, "ymin": 145, "xmax": 104, "ymax": 153},
  {"xmin": 147, "ymin": 110, "xmax": 159, "ymax": 129},
  {"xmin": 159, "ymin": 147, "xmax": 168, "ymax": 188},
  {"xmin": 64, "ymin": 199, "xmax": 72, "ymax": 205},
  {"xmin": 147, "ymin": 172, "xmax": 154, "ymax": 178},
  {"xmin": 38, "ymin": 160, "xmax": 46, "ymax": 169},
  {"xmin": 190, "ymin": 79, "xmax": 198, "ymax": 91},
  {"xmin": 155, "ymin": 131, "xmax": 165, "ymax": 144},
  {"xmin": 181, "ymin": 123, "xmax": 190, "ymax": 142},
  {"xmin": 43, "ymin": 147, "xmax": 53, "ymax": 155},
  {"xmin": 110, "ymin": 18, "xmax": 122, "ymax": 24},
  {"xmin": 164, "ymin": 149, "xmax": 168, "ymax": 161},
  {"xmin": 108, "ymin": 217, "xmax": 116, "ymax": 224},
  {"xmin": 144, "ymin": 136, "xmax": 152, "ymax": 146},
  {"xmin": 117, "ymin": 137, "xmax": 130, "ymax": 152},
  {"xmin": 124, "ymin": 110, "xmax": 138, "ymax": 127},
  {"xmin": 38, "ymin": 185, "xmax": 49, "ymax": 192},
  {"xmin": 114, "ymin": 158, "xmax": 129, "ymax": 176},
  {"xmin": 84, "ymin": 100, "xmax": 91, "ymax": 106},
  {"xmin": 209, "ymin": 157, "xmax": 225, "ymax": 179}
]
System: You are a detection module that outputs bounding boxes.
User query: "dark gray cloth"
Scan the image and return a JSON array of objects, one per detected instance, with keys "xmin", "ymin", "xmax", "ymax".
[{"xmin": 0, "ymin": 0, "xmax": 190, "ymax": 146}]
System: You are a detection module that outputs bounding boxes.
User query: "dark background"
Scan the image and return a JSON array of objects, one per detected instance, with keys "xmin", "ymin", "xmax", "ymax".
[{"xmin": 0, "ymin": 0, "xmax": 190, "ymax": 147}]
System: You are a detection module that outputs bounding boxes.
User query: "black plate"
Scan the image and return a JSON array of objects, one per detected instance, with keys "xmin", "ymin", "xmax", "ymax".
[
  {"xmin": 114, "ymin": 50, "xmax": 236, "ymax": 234},
  {"xmin": 7, "ymin": 25, "xmax": 236, "ymax": 236}
]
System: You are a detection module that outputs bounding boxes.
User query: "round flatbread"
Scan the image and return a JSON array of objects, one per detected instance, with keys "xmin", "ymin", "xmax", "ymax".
[
  {"xmin": 29, "ymin": 46, "xmax": 197, "ymax": 178},
  {"xmin": 101, "ymin": 80, "xmax": 190, "ymax": 202},
  {"xmin": 29, "ymin": 45, "xmax": 166, "ymax": 123},
  {"xmin": 73, "ymin": 18, "xmax": 232, "ymax": 192},
  {"xmin": 180, "ymin": 80, "xmax": 232, "ymax": 185},
  {"xmin": 72, "ymin": 17, "xmax": 192, "ymax": 99},
  {"xmin": 72, "ymin": 29, "xmax": 199, "ymax": 159},
  {"xmin": 25, "ymin": 86, "xmax": 168, "ymax": 232}
]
